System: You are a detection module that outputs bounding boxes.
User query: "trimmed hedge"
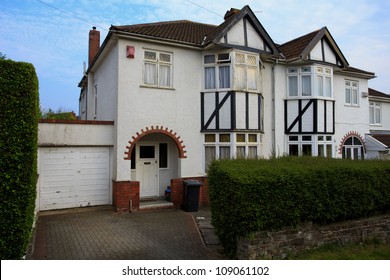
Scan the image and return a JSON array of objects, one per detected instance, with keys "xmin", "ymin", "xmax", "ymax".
[
  {"xmin": 208, "ymin": 157, "xmax": 390, "ymax": 258},
  {"xmin": 0, "ymin": 59, "xmax": 39, "ymax": 259}
]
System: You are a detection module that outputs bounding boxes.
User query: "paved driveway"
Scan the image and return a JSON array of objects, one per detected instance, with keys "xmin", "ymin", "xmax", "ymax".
[{"xmin": 28, "ymin": 207, "xmax": 221, "ymax": 260}]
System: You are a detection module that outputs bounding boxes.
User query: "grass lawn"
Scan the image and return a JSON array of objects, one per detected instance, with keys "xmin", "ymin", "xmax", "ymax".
[{"xmin": 292, "ymin": 241, "xmax": 390, "ymax": 260}]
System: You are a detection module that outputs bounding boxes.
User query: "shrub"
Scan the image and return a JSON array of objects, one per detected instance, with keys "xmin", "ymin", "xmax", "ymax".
[
  {"xmin": 208, "ymin": 157, "xmax": 390, "ymax": 258},
  {"xmin": 0, "ymin": 59, "xmax": 39, "ymax": 259}
]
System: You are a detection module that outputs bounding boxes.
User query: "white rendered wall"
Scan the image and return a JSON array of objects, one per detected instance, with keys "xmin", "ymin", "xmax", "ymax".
[
  {"xmin": 115, "ymin": 39, "xmax": 204, "ymax": 180},
  {"xmin": 333, "ymin": 73, "xmax": 370, "ymax": 157},
  {"xmin": 38, "ymin": 122, "xmax": 115, "ymax": 146}
]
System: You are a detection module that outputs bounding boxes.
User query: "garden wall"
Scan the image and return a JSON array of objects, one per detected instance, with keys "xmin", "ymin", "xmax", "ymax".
[{"xmin": 237, "ymin": 213, "xmax": 390, "ymax": 259}]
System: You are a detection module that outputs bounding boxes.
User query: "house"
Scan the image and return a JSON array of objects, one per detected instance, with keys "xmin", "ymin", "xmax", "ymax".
[
  {"xmin": 365, "ymin": 88, "xmax": 390, "ymax": 158},
  {"xmin": 37, "ymin": 5, "xmax": 385, "ymax": 212}
]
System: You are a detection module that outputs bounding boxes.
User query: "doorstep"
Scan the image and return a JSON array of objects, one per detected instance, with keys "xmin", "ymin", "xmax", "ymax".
[{"xmin": 139, "ymin": 198, "xmax": 174, "ymax": 211}]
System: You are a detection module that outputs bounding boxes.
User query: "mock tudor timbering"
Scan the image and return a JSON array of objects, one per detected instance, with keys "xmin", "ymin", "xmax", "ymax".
[{"xmin": 70, "ymin": 5, "xmax": 388, "ymax": 212}]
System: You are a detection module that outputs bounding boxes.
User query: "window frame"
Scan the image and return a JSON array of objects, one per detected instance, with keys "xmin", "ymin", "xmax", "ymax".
[
  {"xmin": 203, "ymin": 132, "xmax": 262, "ymax": 172},
  {"xmin": 344, "ymin": 80, "xmax": 359, "ymax": 107},
  {"xmin": 142, "ymin": 49, "xmax": 173, "ymax": 89},
  {"xmin": 287, "ymin": 66, "xmax": 333, "ymax": 99},
  {"xmin": 233, "ymin": 52, "xmax": 260, "ymax": 92},
  {"xmin": 203, "ymin": 52, "xmax": 231, "ymax": 91},
  {"xmin": 287, "ymin": 134, "xmax": 333, "ymax": 157},
  {"xmin": 369, "ymin": 101, "xmax": 382, "ymax": 125}
]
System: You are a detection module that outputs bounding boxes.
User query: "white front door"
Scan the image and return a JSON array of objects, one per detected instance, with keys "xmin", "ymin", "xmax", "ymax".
[{"xmin": 136, "ymin": 143, "xmax": 159, "ymax": 197}]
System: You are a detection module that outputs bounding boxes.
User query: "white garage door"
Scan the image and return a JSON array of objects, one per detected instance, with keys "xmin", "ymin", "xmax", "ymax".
[{"xmin": 39, "ymin": 147, "xmax": 110, "ymax": 211}]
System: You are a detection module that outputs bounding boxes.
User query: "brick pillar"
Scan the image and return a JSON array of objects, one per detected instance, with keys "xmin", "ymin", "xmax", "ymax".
[
  {"xmin": 130, "ymin": 181, "xmax": 140, "ymax": 211},
  {"xmin": 170, "ymin": 178, "xmax": 184, "ymax": 208},
  {"xmin": 113, "ymin": 180, "xmax": 140, "ymax": 212},
  {"xmin": 200, "ymin": 177, "xmax": 209, "ymax": 207}
]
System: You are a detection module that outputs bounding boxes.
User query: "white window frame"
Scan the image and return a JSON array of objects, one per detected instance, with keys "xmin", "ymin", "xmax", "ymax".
[
  {"xmin": 287, "ymin": 65, "xmax": 333, "ymax": 99},
  {"xmin": 316, "ymin": 66, "xmax": 333, "ymax": 98},
  {"xmin": 369, "ymin": 101, "xmax": 381, "ymax": 125},
  {"xmin": 345, "ymin": 80, "xmax": 359, "ymax": 106},
  {"xmin": 203, "ymin": 53, "xmax": 231, "ymax": 91},
  {"xmin": 287, "ymin": 66, "xmax": 313, "ymax": 98},
  {"xmin": 287, "ymin": 134, "xmax": 333, "ymax": 157},
  {"xmin": 233, "ymin": 52, "xmax": 260, "ymax": 92},
  {"xmin": 143, "ymin": 49, "xmax": 173, "ymax": 89},
  {"xmin": 203, "ymin": 132, "xmax": 262, "ymax": 172}
]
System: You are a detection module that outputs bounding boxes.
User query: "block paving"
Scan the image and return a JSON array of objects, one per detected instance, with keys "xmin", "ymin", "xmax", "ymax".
[{"xmin": 27, "ymin": 206, "xmax": 223, "ymax": 260}]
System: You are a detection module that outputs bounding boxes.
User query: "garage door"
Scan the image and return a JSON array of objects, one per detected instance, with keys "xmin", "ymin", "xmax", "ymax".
[{"xmin": 39, "ymin": 147, "xmax": 110, "ymax": 211}]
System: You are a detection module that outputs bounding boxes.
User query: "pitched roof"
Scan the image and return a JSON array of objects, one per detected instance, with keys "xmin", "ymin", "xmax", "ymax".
[
  {"xmin": 110, "ymin": 5, "xmax": 279, "ymax": 55},
  {"xmin": 369, "ymin": 88, "xmax": 390, "ymax": 99},
  {"xmin": 371, "ymin": 134, "xmax": 390, "ymax": 148},
  {"xmin": 111, "ymin": 20, "xmax": 216, "ymax": 46},
  {"xmin": 278, "ymin": 29, "xmax": 321, "ymax": 60}
]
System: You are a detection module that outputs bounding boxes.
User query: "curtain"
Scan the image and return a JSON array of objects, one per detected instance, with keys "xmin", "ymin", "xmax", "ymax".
[
  {"xmin": 219, "ymin": 146, "xmax": 230, "ymax": 159},
  {"xmin": 325, "ymin": 77, "xmax": 331, "ymax": 97},
  {"xmin": 144, "ymin": 63, "xmax": 156, "ymax": 85},
  {"xmin": 288, "ymin": 76, "xmax": 298, "ymax": 96},
  {"xmin": 247, "ymin": 67, "xmax": 257, "ymax": 90},
  {"xmin": 236, "ymin": 146, "xmax": 245, "ymax": 158},
  {"xmin": 204, "ymin": 67, "xmax": 215, "ymax": 89},
  {"xmin": 159, "ymin": 65, "xmax": 171, "ymax": 87},
  {"xmin": 301, "ymin": 75, "xmax": 311, "ymax": 96},
  {"xmin": 248, "ymin": 146, "xmax": 257, "ymax": 159},
  {"xmin": 204, "ymin": 146, "xmax": 216, "ymax": 172},
  {"xmin": 235, "ymin": 66, "xmax": 245, "ymax": 90},
  {"xmin": 219, "ymin": 66, "xmax": 230, "ymax": 88}
]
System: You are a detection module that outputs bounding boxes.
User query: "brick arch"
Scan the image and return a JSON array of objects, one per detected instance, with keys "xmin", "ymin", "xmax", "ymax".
[
  {"xmin": 124, "ymin": 125, "xmax": 187, "ymax": 159},
  {"xmin": 338, "ymin": 131, "xmax": 366, "ymax": 154}
]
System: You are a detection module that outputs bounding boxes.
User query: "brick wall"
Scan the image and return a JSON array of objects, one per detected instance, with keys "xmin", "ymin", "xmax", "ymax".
[
  {"xmin": 112, "ymin": 181, "xmax": 140, "ymax": 212},
  {"xmin": 236, "ymin": 213, "xmax": 390, "ymax": 259},
  {"xmin": 170, "ymin": 176, "xmax": 209, "ymax": 209}
]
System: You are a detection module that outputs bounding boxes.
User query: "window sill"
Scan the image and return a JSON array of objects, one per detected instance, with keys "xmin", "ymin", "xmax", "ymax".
[
  {"xmin": 140, "ymin": 85, "xmax": 175, "ymax": 91},
  {"xmin": 344, "ymin": 104, "xmax": 360, "ymax": 108}
]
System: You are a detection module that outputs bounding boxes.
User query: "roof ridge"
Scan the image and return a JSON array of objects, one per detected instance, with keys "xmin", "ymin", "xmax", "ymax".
[{"xmin": 112, "ymin": 20, "xmax": 217, "ymax": 29}]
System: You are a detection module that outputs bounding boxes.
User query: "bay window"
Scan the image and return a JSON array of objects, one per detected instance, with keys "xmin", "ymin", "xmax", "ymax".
[
  {"xmin": 203, "ymin": 51, "xmax": 260, "ymax": 92},
  {"xmin": 287, "ymin": 66, "xmax": 333, "ymax": 98},
  {"xmin": 203, "ymin": 132, "xmax": 261, "ymax": 172},
  {"xmin": 233, "ymin": 52, "xmax": 259, "ymax": 91}
]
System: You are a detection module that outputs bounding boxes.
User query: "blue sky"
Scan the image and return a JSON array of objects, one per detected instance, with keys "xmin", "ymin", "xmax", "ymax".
[{"xmin": 1, "ymin": 0, "xmax": 389, "ymax": 113}]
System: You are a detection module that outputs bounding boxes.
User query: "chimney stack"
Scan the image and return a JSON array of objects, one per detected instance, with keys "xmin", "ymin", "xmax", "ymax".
[
  {"xmin": 88, "ymin": 27, "xmax": 100, "ymax": 66},
  {"xmin": 224, "ymin": 8, "xmax": 240, "ymax": 21}
]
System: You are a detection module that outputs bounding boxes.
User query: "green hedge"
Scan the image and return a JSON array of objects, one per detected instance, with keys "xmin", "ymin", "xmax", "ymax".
[
  {"xmin": 208, "ymin": 157, "xmax": 390, "ymax": 258},
  {"xmin": 0, "ymin": 59, "xmax": 39, "ymax": 259}
]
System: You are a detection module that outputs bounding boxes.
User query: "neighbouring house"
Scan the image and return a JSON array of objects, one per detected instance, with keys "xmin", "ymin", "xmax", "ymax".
[
  {"xmin": 365, "ymin": 88, "xmax": 390, "ymax": 158},
  {"xmin": 37, "ymin": 5, "xmax": 389, "ymax": 212}
]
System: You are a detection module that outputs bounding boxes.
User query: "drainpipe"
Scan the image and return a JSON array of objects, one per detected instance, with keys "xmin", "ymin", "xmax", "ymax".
[{"xmin": 271, "ymin": 60, "xmax": 277, "ymax": 156}]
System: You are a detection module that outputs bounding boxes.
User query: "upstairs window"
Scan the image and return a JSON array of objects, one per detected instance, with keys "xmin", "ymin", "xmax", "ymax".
[
  {"xmin": 345, "ymin": 80, "xmax": 359, "ymax": 106},
  {"xmin": 287, "ymin": 66, "xmax": 333, "ymax": 98},
  {"xmin": 234, "ymin": 53, "xmax": 259, "ymax": 91},
  {"xmin": 287, "ymin": 67, "xmax": 312, "ymax": 97},
  {"xmin": 143, "ymin": 50, "xmax": 172, "ymax": 88},
  {"xmin": 204, "ymin": 53, "xmax": 231, "ymax": 90},
  {"xmin": 369, "ymin": 102, "xmax": 381, "ymax": 125},
  {"xmin": 316, "ymin": 67, "xmax": 333, "ymax": 98}
]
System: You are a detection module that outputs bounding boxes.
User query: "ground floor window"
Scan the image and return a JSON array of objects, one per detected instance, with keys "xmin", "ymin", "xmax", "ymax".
[
  {"xmin": 287, "ymin": 134, "xmax": 333, "ymax": 157},
  {"xmin": 204, "ymin": 132, "xmax": 262, "ymax": 172}
]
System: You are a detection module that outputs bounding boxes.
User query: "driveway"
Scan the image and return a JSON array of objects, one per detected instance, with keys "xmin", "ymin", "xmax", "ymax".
[{"xmin": 27, "ymin": 206, "xmax": 222, "ymax": 260}]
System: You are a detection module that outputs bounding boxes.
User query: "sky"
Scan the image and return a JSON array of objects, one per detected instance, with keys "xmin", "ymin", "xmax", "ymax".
[{"xmin": 1, "ymin": 0, "xmax": 389, "ymax": 114}]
